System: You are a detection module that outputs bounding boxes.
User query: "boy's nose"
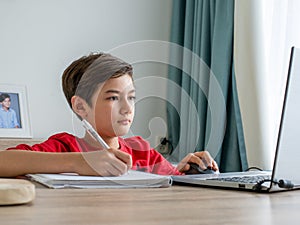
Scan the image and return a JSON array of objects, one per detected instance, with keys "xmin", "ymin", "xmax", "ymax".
[{"xmin": 120, "ymin": 99, "xmax": 133, "ymax": 115}]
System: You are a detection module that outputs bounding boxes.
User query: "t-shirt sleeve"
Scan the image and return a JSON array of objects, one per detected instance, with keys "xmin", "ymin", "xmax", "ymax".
[
  {"xmin": 123, "ymin": 136, "xmax": 182, "ymax": 175},
  {"xmin": 12, "ymin": 110, "xmax": 19, "ymax": 127},
  {"xmin": 148, "ymin": 149, "xmax": 182, "ymax": 175},
  {"xmin": 6, "ymin": 133, "xmax": 80, "ymax": 152}
]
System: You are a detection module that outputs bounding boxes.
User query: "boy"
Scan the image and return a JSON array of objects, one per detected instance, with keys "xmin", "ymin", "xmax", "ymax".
[
  {"xmin": 0, "ymin": 53, "xmax": 218, "ymax": 177},
  {"xmin": 0, "ymin": 93, "xmax": 20, "ymax": 128}
]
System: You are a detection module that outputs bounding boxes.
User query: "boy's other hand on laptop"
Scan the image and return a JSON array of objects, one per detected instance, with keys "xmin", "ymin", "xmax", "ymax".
[{"xmin": 176, "ymin": 151, "xmax": 219, "ymax": 174}]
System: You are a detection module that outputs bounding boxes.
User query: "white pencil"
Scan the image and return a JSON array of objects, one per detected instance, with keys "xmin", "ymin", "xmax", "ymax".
[{"xmin": 82, "ymin": 119, "xmax": 110, "ymax": 149}]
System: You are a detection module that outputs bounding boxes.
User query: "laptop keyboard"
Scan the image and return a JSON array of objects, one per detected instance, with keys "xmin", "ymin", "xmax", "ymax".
[{"xmin": 207, "ymin": 175, "xmax": 271, "ymax": 184}]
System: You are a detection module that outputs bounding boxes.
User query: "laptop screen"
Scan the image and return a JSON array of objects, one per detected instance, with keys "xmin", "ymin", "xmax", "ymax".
[{"xmin": 273, "ymin": 47, "xmax": 300, "ymax": 185}]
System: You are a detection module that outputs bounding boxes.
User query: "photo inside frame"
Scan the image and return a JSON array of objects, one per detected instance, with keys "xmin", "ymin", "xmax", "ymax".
[
  {"xmin": 0, "ymin": 92, "xmax": 22, "ymax": 129},
  {"xmin": 0, "ymin": 84, "xmax": 31, "ymax": 138}
]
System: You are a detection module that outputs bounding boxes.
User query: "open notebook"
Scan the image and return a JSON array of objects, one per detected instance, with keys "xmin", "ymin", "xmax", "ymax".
[
  {"xmin": 27, "ymin": 170, "xmax": 172, "ymax": 189},
  {"xmin": 173, "ymin": 47, "xmax": 300, "ymax": 192}
]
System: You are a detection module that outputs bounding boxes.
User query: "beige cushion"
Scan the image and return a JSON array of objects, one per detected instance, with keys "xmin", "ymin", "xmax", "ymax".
[{"xmin": 0, "ymin": 179, "xmax": 35, "ymax": 205}]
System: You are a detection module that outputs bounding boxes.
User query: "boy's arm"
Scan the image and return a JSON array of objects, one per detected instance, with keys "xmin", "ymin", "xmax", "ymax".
[
  {"xmin": 0, "ymin": 150, "xmax": 78, "ymax": 177},
  {"xmin": 0, "ymin": 149, "xmax": 132, "ymax": 178}
]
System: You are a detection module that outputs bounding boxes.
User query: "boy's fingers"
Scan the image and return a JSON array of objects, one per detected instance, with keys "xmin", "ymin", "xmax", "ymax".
[
  {"xmin": 194, "ymin": 151, "xmax": 216, "ymax": 169},
  {"xmin": 212, "ymin": 160, "xmax": 219, "ymax": 171},
  {"xmin": 106, "ymin": 162, "xmax": 128, "ymax": 176},
  {"xmin": 176, "ymin": 153, "xmax": 193, "ymax": 171},
  {"xmin": 108, "ymin": 149, "xmax": 132, "ymax": 170}
]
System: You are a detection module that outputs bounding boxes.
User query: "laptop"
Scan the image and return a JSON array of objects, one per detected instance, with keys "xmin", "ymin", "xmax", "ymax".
[{"xmin": 172, "ymin": 47, "xmax": 300, "ymax": 192}]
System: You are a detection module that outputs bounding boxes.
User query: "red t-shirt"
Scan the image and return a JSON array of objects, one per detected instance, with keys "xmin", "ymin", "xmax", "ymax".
[{"xmin": 7, "ymin": 132, "xmax": 181, "ymax": 175}]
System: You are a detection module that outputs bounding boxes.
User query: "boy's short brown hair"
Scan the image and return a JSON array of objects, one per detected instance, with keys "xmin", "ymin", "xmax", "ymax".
[
  {"xmin": 62, "ymin": 53, "xmax": 133, "ymax": 109},
  {"xmin": 0, "ymin": 93, "xmax": 10, "ymax": 102}
]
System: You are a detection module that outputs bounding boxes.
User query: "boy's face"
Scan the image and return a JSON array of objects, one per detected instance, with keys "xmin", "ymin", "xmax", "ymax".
[
  {"xmin": 1, "ymin": 97, "xmax": 11, "ymax": 110},
  {"xmin": 89, "ymin": 74, "xmax": 135, "ymax": 138}
]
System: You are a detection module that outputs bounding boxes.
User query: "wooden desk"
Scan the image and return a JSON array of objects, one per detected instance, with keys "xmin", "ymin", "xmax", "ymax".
[{"xmin": 1, "ymin": 184, "xmax": 299, "ymax": 225}]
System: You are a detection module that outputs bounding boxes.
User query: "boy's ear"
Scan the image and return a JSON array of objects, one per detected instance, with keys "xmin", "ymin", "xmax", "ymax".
[{"xmin": 71, "ymin": 96, "xmax": 90, "ymax": 119}]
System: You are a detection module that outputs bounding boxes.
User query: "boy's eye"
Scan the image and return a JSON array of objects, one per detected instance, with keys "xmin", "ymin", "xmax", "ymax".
[
  {"xmin": 129, "ymin": 96, "xmax": 136, "ymax": 101},
  {"xmin": 107, "ymin": 96, "xmax": 118, "ymax": 101}
]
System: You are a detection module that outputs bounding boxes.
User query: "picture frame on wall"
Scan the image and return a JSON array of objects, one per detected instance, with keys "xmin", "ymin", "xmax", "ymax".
[{"xmin": 0, "ymin": 84, "xmax": 31, "ymax": 138}]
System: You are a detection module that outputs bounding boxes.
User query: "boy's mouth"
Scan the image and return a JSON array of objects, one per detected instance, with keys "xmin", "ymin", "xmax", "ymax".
[{"xmin": 117, "ymin": 119, "xmax": 131, "ymax": 125}]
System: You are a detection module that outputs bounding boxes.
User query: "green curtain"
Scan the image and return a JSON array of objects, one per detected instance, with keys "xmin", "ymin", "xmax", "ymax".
[{"xmin": 167, "ymin": 0, "xmax": 248, "ymax": 172}]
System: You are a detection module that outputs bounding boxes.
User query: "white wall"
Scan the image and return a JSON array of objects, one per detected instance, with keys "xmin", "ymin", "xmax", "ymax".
[
  {"xmin": 234, "ymin": 0, "xmax": 300, "ymax": 170},
  {"xmin": 0, "ymin": 0, "xmax": 172, "ymax": 144}
]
